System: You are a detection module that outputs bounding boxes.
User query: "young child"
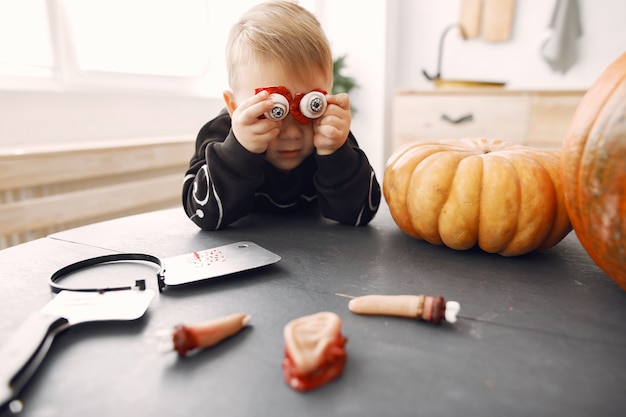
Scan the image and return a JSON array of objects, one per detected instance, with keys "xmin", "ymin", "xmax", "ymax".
[{"xmin": 182, "ymin": 1, "xmax": 380, "ymax": 230}]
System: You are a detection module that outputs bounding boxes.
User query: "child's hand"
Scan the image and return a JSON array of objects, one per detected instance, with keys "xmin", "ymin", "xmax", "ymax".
[
  {"xmin": 313, "ymin": 93, "xmax": 351, "ymax": 156},
  {"xmin": 231, "ymin": 90, "xmax": 281, "ymax": 154}
]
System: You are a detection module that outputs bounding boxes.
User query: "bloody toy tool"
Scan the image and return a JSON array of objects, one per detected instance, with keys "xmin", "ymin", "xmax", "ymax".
[
  {"xmin": 0, "ymin": 289, "xmax": 154, "ymax": 411},
  {"xmin": 159, "ymin": 241, "xmax": 281, "ymax": 291},
  {"xmin": 156, "ymin": 313, "xmax": 251, "ymax": 357},
  {"xmin": 255, "ymin": 86, "xmax": 327, "ymax": 124},
  {"xmin": 348, "ymin": 294, "xmax": 461, "ymax": 325},
  {"xmin": 47, "ymin": 242, "xmax": 280, "ymax": 293}
]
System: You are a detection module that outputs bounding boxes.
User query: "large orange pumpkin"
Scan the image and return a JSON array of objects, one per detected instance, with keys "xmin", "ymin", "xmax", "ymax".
[
  {"xmin": 561, "ymin": 52, "xmax": 626, "ymax": 290},
  {"xmin": 384, "ymin": 138, "xmax": 572, "ymax": 256}
]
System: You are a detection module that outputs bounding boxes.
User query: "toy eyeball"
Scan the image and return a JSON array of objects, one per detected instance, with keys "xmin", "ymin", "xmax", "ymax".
[
  {"xmin": 265, "ymin": 93, "xmax": 290, "ymax": 121},
  {"xmin": 299, "ymin": 91, "xmax": 327, "ymax": 119}
]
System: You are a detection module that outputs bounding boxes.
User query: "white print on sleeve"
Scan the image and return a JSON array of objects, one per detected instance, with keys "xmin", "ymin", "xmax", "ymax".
[{"xmin": 190, "ymin": 164, "xmax": 224, "ymax": 230}]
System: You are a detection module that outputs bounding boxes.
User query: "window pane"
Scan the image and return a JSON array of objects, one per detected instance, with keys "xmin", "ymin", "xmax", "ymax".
[
  {"xmin": 64, "ymin": 0, "xmax": 211, "ymax": 76},
  {"xmin": 0, "ymin": 0, "xmax": 53, "ymax": 77}
]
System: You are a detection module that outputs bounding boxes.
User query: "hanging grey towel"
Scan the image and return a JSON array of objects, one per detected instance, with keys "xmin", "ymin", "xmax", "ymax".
[{"xmin": 541, "ymin": 0, "xmax": 583, "ymax": 73}]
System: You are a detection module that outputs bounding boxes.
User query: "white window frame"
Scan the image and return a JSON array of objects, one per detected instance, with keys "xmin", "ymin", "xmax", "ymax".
[
  {"xmin": 1, "ymin": 0, "xmax": 323, "ymax": 97},
  {"xmin": 0, "ymin": 0, "xmax": 233, "ymax": 97}
]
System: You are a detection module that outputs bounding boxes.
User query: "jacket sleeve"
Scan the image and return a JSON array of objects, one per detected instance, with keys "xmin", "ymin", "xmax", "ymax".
[
  {"xmin": 313, "ymin": 133, "xmax": 381, "ymax": 226},
  {"xmin": 182, "ymin": 113, "xmax": 266, "ymax": 230}
]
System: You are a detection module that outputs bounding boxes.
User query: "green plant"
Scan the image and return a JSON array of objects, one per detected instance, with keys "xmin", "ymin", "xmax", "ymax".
[
  {"xmin": 332, "ymin": 55, "xmax": 357, "ymax": 94},
  {"xmin": 332, "ymin": 55, "xmax": 357, "ymax": 113}
]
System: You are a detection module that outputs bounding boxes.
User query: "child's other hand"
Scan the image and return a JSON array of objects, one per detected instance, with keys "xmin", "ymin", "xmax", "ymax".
[
  {"xmin": 231, "ymin": 90, "xmax": 281, "ymax": 154},
  {"xmin": 313, "ymin": 93, "xmax": 351, "ymax": 156}
]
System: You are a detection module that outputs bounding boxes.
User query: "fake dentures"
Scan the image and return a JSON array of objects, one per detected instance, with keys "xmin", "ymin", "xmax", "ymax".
[{"xmin": 282, "ymin": 312, "xmax": 348, "ymax": 391}]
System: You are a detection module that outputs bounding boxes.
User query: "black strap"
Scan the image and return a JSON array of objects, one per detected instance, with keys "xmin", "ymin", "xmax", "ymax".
[{"xmin": 49, "ymin": 253, "xmax": 165, "ymax": 293}]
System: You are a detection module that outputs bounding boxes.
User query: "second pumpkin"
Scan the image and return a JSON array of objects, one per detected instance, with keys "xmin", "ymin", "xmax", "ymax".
[{"xmin": 383, "ymin": 138, "xmax": 572, "ymax": 256}]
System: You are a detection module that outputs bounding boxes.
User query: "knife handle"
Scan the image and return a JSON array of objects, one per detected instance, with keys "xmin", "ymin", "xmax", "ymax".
[{"xmin": 0, "ymin": 313, "xmax": 69, "ymax": 410}]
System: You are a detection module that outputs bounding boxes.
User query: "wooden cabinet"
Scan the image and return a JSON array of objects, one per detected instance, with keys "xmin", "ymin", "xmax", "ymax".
[{"xmin": 391, "ymin": 89, "xmax": 586, "ymax": 152}]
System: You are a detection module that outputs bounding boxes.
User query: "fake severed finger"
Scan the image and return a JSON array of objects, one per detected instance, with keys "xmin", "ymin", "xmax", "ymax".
[
  {"xmin": 157, "ymin": 313, "xmax": 251, "ymax": 357},
  {"xmin": 348, "ymin": 294, "xmax": 460, "ymax": 324}
]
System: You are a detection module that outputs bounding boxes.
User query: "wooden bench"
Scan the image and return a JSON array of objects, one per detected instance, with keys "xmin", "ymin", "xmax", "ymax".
[{"xmin": 0, "ymin": 136, "xmax": 195, "ymax": 249}]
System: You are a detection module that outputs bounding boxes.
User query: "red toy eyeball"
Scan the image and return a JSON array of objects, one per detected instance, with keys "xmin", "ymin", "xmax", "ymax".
[
  {"xmin": 266, "ymin": 93, "xmax": 290, "ymax": 121},
  {"xmin": 291, "ymin": 89, "xmax": 328, "ymax": 124},
  {"xmin": 299, "ymin": 91, "xmax": 327, "ymax": 119},
  {"xmin": 255, "ymin": 86, "xmax": 292, "ymax": 121}
]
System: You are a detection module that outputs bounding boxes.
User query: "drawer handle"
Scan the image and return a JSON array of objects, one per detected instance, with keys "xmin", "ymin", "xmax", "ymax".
[{"xmin": 442, "ymin": 113, "xmax": 474, "ymax": 124}]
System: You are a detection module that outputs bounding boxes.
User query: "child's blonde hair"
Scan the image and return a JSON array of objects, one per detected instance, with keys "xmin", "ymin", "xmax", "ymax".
[{"xmin": 225, "ymin": 1, "xmax": 333, "ymax": 93}]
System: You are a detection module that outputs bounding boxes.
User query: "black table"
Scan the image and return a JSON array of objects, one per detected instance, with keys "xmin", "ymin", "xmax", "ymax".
[{"xmin": 1, "ymin": 203, "xmax": 625, "ymax": 417}]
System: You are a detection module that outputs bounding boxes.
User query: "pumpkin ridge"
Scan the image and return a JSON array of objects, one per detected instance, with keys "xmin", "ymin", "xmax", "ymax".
[
  {"xmin": 581, "ymin": 99, "xmax": 626, "ymax": 272},
  {"xmin": 407, "ymin": 151, "xmax": 466, "ymax": 244},
  {"xmin": 438, "ymin": 155, "xmax": 482, "ymax": 250},
  {"xmin": 384, "ymin": 146, "xmax": 455, "ymax": 238},
  {"xmin": 478, "ymin": 154, "xmax": 520, "ymax": 253},
  {"xmin": 529, "ymin": 153, "xmax": 572, "ymax": 250},
  {"xmin": 564, "ymin": 56, "xmax": 626, "ymax": 242},
  {"xmin": 571, "ymin": 76, "xmax": 626, "ymax": 256},
  {"xmin": 561, "ymin": 52, "xmax": 626, "ymax": 289},
  {"xmin": 501, "ymin": 154, "xmax": 556, "ymax": 256}
]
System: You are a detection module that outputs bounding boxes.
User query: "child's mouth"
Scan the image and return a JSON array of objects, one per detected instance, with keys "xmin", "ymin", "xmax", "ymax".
[{"xmin": 279, "ymin": 150, "xmax": 300, "ymax": 158}]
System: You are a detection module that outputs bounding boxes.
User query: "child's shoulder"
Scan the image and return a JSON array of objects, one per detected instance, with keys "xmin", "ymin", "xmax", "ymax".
[{"xmin": 197, "ymin": 109, "xmax": 231, "ymax": 139}]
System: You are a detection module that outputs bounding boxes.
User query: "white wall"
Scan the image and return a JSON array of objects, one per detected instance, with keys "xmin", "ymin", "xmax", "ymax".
[
  {"xmin": 318, "ymin": 0, "xmax": 396, "ymax": 180},
  {"xmin": 334, "ymin": 0, "xmax": 626, "ymax": 176},
  {"xmin": 393, "ymin": 0, "xmax": 626, "ymax": 90}
]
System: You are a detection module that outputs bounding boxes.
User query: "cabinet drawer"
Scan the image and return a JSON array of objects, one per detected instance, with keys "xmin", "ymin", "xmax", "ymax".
[
  {"xmin": 528, "ymin": 92, "xmax": 584, "ymax": 147},
  {"xmin": 392, "ymin": 93, "xmax": 529, "ymax": 151}
]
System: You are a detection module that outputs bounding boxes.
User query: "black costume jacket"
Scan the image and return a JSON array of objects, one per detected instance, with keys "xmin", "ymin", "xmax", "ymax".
[{"xmin": 182, "ymin": 109, "xmax": 381, "ymax": 230}]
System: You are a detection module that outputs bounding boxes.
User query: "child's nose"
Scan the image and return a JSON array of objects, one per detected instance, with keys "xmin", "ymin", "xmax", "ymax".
[{"xmin": 279, "ymin": 116, "xmax": 303, "ymax": 139}]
